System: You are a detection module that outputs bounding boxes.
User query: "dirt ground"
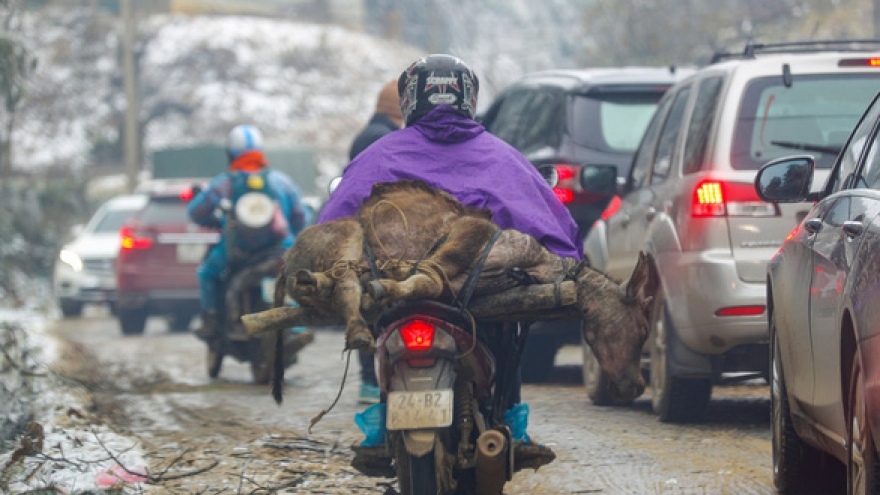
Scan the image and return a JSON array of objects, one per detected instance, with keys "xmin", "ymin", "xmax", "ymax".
[{"xmin": 47, "ymin": 309, "xmax": 831, "ymax": 495}]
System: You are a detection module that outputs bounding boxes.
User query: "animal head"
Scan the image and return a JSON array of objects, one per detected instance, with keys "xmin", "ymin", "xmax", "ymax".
[{"xmin": 579, "ymin": 251, "xmax": 658, "ymax": 402}]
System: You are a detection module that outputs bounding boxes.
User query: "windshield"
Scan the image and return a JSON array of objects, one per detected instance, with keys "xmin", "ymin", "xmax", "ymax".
[
  {"xmin": 569, "ymin": 91, "xmax": 666, "ymax": 153},
  {"xmin": 732, "ymin": 74, "xmax": 880, "ymax": 170},
  {"xmin": 91, "ymin": 208, "xmax": 140, "ymax": 233}
]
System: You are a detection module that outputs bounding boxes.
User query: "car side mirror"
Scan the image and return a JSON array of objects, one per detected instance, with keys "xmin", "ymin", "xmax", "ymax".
[
  {"xmin": 754, "ymin": 155, "xmax": 815, "ymax": 203},
  {"xmin": 580, "ymin": 165, "xmax": 618, "ymax": 196}
]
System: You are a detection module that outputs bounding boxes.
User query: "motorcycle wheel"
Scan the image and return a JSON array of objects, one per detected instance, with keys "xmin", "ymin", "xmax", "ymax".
[
  {"xmin": 207, "ymin": 340, "xmax": 224, "ymax": 379},
  {"xmin": 394, "ymin": 435, "xmax": 437, "ymax": 495},
  {"xmin": 249, "ymin": 333, "xmax": 275, "ymax": 385}
]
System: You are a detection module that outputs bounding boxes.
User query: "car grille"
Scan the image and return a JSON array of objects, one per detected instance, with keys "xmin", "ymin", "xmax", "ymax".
[{"xmin": 82, "ymin": 258, "xmax": 115, "ymax": 275}]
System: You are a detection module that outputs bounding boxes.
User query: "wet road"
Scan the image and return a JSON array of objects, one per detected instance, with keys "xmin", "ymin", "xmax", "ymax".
[{"xmin": 51, "ymin": 307, "xmax": 823, "ymax": 495}]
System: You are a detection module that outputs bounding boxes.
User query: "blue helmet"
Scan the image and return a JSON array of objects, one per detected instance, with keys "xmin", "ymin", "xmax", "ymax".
[{"xmin": 226, "ymin": 124, "xmax": 264, "ymax": 159}]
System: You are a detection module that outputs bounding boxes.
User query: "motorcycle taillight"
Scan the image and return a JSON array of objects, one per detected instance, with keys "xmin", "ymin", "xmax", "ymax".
[{"xmin": 399, "ymin": 319, "xmax": 434, "ymax": 351}]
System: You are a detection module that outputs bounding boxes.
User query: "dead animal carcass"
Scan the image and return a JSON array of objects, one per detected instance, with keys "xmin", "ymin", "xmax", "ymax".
[{"xmin": 243, "ymin": 180, "xmax": 658, "ymax": 401}]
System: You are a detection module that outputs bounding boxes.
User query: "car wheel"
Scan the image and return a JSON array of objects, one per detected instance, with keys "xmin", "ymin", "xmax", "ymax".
[
  {"xmin": 649, "ymin": 288, "xmax": 711, "ymax": 423},
  {"xmin": 118, "ymin": 308, "xmax": 147, "ymax": 335},
  {"xmin": 581, "ymin": 334, "xmax": 617, "ymax": 406},
  {"xmin": 521, "ymin": 337, "xmax": 557, "ymax": 384},
  {"xmin": 59, "ymin": 299, "xmax": 83, "ymax": 318},
  {"xmin": 848, "ymin": 353, "xmax": 880, "ymax": 495},
  {"xmin": 770, "ymin": 317, "xmax": 830, "ymax": 493}
]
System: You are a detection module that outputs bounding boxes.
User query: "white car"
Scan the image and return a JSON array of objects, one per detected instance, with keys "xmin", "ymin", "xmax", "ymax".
[{"xmin": 53, "ymin": 194, "xmax": 147, "ymax": 317}]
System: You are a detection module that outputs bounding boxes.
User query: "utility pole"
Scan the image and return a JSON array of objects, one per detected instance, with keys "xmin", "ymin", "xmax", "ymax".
[{"xmin": 121, "ymin": 0, "xmax": 139, "ymax": 192}]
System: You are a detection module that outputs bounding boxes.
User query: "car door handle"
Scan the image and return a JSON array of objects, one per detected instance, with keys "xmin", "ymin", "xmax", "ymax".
[
  {"xmin": 646, "ymin": 207, "xmax": 658, "ymax": 221},
  {"xmin": 804, "ymin": 218, "xmax": 822, "ymax": 234},
  {"xmin": 842, "ymin": 220, "xmax": 864, "ymax": 238}
]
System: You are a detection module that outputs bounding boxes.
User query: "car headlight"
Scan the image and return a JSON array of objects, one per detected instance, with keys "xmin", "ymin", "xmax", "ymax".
[{"xmin": 59, "ymin": 249, "xmax": 83, "ymax": 272}]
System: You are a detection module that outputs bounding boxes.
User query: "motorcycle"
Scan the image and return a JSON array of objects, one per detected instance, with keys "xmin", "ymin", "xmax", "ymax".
[
  {"xmin": 191, "ymin": 186, "xmax": 314, "ymax": 384},
  {"xmin": 351, "ymin": 299, "xmax": 554, "ymax": 495}
]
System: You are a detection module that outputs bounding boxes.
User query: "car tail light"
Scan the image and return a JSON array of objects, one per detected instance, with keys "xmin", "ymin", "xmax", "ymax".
[
  {"xmin": 120, "ymin": 226, "xmax": 154, "ymax": 250},
  {"xmin": 399, "ymin": 319, "xmax": 434, "ymax": 351},
  {"xmin": 715, "ymin": 305, "xmax": 766, "ymax": 317},
  {"xmin": 179, "ymin": 187, "xmax": 195, "ymax": 202},
  {"xmin": 838, "ymin": 57, "xmax": 880, "ymax": 68},
  {"xmin": 552, "ymin": 164, "xmax": 580, "ymax": 204},
  {"xmin": 600, "ymin": 195, "xmax": 622, "ymax": 221},
  {"xmin": 692, "ymin": 180, "xmax": 778, "ymax": 217}
]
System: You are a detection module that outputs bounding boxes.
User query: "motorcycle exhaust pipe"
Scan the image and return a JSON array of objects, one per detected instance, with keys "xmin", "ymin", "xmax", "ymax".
[{"xmin": 475, "ymin": 429, "xmax": 509, "ymax": 494}]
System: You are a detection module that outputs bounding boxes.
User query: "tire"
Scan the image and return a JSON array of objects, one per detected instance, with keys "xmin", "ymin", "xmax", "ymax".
[
  {"xmin": 394, "ymin": 436, "xmax": 437, "ymax": 495},
  {"xmin": 649, "ymin": 289, "xmax": 711, "ymax": 423},
  {"xmin": 521, "ymin": 337, "xmax": 557, "ymax": 384},
  {"xmin": 118, "ymin": 308, "xmax": 147, "ymax": 335},
  {"xmin": 770, "ymin": 319, "xmax": 829, "ymax": 493},
  {"xmin": 59, "ymin": 299, "xmax": 83, "ymax": 318},
  {"xmin": 167, "ymin": 311, "xmax": 194, "ymax": 333},
  {"xmin": 249, "ymin": 333, "xmax": 275, "ymax": 385},
  {"xmin": 207, "ymin": 340, "xmax": 224, "ymax": 379},
  {"xmin": 848, "ymin": 353, "xmax": 880, "ymax": 495},
  {"xmin": 581, "ymin": 335, "xmax": 617, "ymax": 406}
]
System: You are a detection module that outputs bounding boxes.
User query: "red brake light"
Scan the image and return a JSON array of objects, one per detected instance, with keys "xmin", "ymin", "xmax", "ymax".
[
  {"xmin": 552, "ymin": 164, "xmax": 580, "ymax": 204},
  {"xmin": 179, "ymin": 187, "xmax": 194, "ymax": 202},
  {"xmin": 839, "ymin": 57, "xmax": 880, "ymax": 68},
  {"xmin": 120, "ymin": 226, "xmax": 154, "ymax": 250},
  {"xmin": 715, "ymin": 305, "xmax": 766, "ymax": 317},
  {"xmin": 692, "ymin": 180, "xmax": 778, "ymax": 218},
  {"xmin": 399, "ymin": 319, "xmax": 435, "ymax": 351},
  {"xmin": 600, "ymin": 195, "xmax": 622, "ymax": 221}
]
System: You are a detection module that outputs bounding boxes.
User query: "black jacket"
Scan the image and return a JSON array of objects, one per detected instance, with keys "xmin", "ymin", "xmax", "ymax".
[{"xmin": 348, "ymin": 113, "xmax": 400, "ymax": 160}]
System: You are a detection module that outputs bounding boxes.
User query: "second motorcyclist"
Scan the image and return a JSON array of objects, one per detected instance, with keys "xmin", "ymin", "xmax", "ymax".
[{"xmin": 189, "ymin": 124, "xmax": 313, "ymax": 340}]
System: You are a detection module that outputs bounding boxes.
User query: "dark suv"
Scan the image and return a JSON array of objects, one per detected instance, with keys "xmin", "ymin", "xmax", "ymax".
[
  {"xmin": 480, "ymin": 67, "xmax": 691, "ymax": 382},
  {"xmin": 115, "ymin": 179, "xmax": 218, "ymax": 335}
]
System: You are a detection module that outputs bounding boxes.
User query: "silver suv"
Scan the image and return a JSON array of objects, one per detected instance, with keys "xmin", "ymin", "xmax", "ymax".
[{"xmin": 582, "ymin": 40, "xmax": 880, "ymax": 422}]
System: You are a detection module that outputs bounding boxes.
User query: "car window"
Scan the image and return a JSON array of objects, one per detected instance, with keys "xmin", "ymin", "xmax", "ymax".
[
  {"xmin": 835, "ymin": 93, "xmax": 880, "ymax": 192},
  {"xmin": 630, "ymin": 94, "xmax": 675, "ymax": 189},
  {"xmin": 139, "ymin": 198, "xmax": 190, "ymax": 224},
  {"xmin": 682, "ymin": 77, "xmax": 723, "ymax": 174},
  {"xmin": 651, "ymin": 86, "xmax": 691, "ymax": 184},
  {"xmin": 570, "ymin": 90, "xmax": 666, "ymax": 153},
  {"xmin": 92, "ymin": 208, "xmax": 141, "ymax": 233},
  {"xmin": 518, "ymin": 89, "xmax": 563, "ymax": 152},
  {"xmin": 484, "ymin": 89, "xmax": 534, "ymax": 146},
  {"xmin": 732, "ymin": 74, "xmax": 880, "ymax": 171}
]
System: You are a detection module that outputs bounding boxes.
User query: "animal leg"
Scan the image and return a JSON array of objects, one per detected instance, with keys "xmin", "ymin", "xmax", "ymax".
[
  {"xmin": 334, "ymin": 270, "xmax": 373, "ymax": 350},
  {"xmin": 366, "ymin": 217, "xmax": 498, "ymax": 305}
]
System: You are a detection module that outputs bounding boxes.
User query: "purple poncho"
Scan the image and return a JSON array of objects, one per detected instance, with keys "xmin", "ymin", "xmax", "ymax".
[{"xmin": 319, "ymin": 105, "xmax": 582, "ymax": 260}]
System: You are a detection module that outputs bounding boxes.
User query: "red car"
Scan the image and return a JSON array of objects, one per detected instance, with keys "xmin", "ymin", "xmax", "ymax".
[{"xmin": 115, "ymin": 180, "xmax": 219, "ymax": 335}]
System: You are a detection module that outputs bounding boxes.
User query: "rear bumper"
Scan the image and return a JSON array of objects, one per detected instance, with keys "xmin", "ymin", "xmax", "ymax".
[
  {"xmin": 658, "ymin": 249, "xmax": 769, "ymax": 357},
  {"xmin": 117, "ymin": 289, "xmax": 201, "ymax": 314}
]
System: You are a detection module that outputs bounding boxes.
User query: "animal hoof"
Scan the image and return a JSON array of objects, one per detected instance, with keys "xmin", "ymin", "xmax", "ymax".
[{"xmin": 366, "ymin": 281, "xmax": 386, "ymax": 301}]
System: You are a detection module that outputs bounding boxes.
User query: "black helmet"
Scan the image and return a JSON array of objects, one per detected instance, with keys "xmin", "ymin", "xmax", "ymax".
[{"xmin": 397, "ymin": 54, "xmax": 479, "ymax": 126}]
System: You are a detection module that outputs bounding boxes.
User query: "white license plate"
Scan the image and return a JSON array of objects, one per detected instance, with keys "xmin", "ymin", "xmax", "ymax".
[
  {"xmin": 176, "ymin": 243, "xmax": 207, "ymax": 264},
  {"xmin": 386, "ymin": 389, "xmax": 453, "ymax": 430}
]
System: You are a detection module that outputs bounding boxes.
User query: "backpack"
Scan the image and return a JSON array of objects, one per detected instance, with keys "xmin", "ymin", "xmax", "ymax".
[{"xmin": 224, "ymin": 170, "xmax": 289, "ymax": 262}]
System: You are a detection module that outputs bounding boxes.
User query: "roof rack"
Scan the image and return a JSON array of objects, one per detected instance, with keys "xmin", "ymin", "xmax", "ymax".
[{"xmin": 710, "ymin": 39, "xmax": 880, "ymax": 64}]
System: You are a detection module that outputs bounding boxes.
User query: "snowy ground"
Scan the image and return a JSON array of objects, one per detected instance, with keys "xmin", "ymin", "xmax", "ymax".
[{"xmin": 0, "ymin": 285, "xmax": 151, "ymax": 494}]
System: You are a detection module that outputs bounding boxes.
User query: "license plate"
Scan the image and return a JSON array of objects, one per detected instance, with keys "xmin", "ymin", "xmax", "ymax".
[
  {"xmin": 386, "ymin": 389, "xmax": 453, "ymax": 430},
  {"xmin": 176, "ymin": 243, "xmax": 207, "ymax": 263}
]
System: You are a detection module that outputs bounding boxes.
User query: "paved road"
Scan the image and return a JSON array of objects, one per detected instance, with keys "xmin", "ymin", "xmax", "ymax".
[{"xmin": 51, "ymin": 307, "xmax": 829, "ymax": 494}]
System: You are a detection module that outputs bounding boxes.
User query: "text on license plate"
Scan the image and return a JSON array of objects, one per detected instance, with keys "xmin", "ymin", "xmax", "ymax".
[
  {"xmin": 176, "ymin": 243, "xmax": 207, "ymax": 264},
  {"xmin": 386, "ymin": 389, "xmax": 453, "ymax": 430}
]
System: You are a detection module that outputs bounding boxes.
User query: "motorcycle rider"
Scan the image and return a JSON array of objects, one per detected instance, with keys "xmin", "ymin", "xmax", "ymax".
[
  {"xmin": 319, "ymin": 54, "xmax": 582, "ymax": 443},
  {"xmin": 189, "ymin": 124, "xmax": 313, "ymax": 339}
]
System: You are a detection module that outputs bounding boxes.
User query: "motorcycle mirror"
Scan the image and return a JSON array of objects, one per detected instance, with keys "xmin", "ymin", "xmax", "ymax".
[
  {"xmin": 328, "ymin": 176, "xmax": 342, "ymax": 194},
  {"xmin": 580, "ymin": 165, "xmax": 618, "ymax": 196},
  {"xmin": 537, "ymin": 165, "xmax": 559, "ymax": 188}
]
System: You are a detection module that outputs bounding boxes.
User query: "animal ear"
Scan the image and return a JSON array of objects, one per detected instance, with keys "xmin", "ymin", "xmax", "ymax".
[{"xmin": 624, "ymin": 251, "xmax": 651, "ymax": 299}]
